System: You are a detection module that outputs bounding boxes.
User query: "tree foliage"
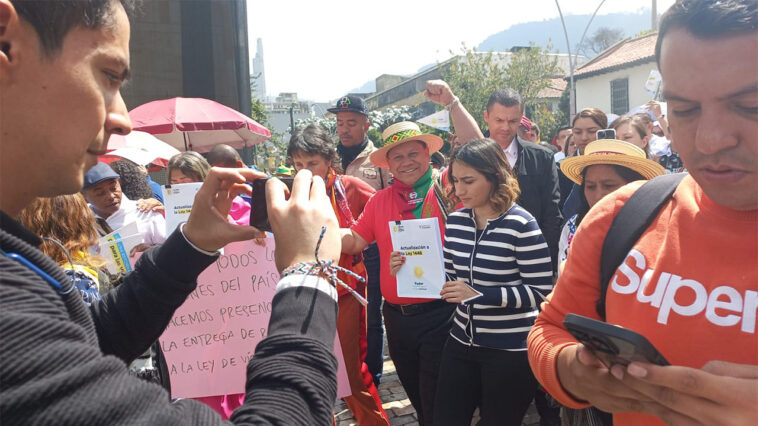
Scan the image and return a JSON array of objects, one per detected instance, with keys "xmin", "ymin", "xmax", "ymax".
[
  {"xmin": 439, "ymin": 45, "xmax": 505, "ymax": 130},
  {"xmin": 440, "ymin": 43, "xmax": 563, "ymax": 139},
  {"xmin": 579, "ymin": 27, "xmax": 625, "ymax": 56},
  {"xmin": 505, "ymin": 43, "xmax": 562, "ymax": 108},
  {"xmin": 249, "ymin": 76, "xmax": 289, "ymax": 170}
]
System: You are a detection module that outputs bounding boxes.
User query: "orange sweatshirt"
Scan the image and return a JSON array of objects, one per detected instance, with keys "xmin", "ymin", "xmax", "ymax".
[{"xmin": 528, "ymin": 175, "xmax": 758, "ymax": 426}]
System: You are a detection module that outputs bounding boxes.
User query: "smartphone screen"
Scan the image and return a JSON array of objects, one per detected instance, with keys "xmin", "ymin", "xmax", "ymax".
[{"xmin": 249, "ymin": 177, "xmax": 294, "ymax": 233}]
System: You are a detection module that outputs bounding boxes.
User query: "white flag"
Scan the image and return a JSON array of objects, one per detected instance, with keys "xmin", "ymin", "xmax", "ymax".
[
  {"xmin": 645, "ymin": 70, "xmax": 662, "ymax": 95},
  {"xmin": 417, "ymin": 109, "xmax": 450, "ymax": 131}
]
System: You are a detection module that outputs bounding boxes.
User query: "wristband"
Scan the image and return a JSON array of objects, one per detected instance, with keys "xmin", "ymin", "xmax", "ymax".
[
  {"xmin": 280, "ymin": 226, "xmax": 367, "ymax": 306},
  {"xmin": 445, "ymin": 96, "xmax": 460, "ymax": 110}
]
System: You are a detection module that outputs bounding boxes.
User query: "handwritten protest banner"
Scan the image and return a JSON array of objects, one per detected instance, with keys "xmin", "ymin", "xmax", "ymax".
[{"xmin": 159, "ymin": 239, "xmax": 349, "ymax": 399}]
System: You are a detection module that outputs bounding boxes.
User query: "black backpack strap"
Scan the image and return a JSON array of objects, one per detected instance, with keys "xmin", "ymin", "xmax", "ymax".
[{"xmin": 597, "ymin": 173, "xmax": 687, "ymax": 319}]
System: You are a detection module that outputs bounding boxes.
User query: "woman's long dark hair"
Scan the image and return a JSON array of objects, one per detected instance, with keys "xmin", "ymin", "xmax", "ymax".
[
  {"xmin": 447, "ymin": 138, "xmax": 520, "ymax": 213},
  {"xmin": 575, "ymin": 165, "xmax": 645, "ymax": 226}
]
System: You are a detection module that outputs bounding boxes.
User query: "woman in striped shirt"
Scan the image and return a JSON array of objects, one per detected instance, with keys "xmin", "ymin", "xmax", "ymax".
[{"xmin": 392, "ymin": 138, "xmax": 553, "ymax": 425}]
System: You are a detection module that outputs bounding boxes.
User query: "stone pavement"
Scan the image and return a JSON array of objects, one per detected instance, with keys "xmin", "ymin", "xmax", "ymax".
[{"xmin": 334, "ymin": 351, "xmax": 541, "ymax": 426}]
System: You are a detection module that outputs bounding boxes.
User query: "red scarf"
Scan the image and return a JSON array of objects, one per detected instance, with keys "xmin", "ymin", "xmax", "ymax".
[{"xmin": 326, "ymin": 169, "xmax": 366, "ymax": 296}]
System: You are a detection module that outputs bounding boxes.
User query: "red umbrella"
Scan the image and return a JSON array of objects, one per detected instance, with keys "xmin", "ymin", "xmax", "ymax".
[{"xmin": 129, "ymin": 97, "xmax": 271, "ymax": 153}]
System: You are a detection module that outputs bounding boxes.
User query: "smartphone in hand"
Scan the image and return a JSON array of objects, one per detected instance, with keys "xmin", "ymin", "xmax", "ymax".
[
  {"xmin": 596, "ymin": 129, "xmax": 617, "ymax": 140},
  {"xmin": 250, "ymin": 177, "xmax": 294, "ymax": 233},
  {"xmin": 563, "ymin": 313, "xmax": 669, "ymax": 368}
]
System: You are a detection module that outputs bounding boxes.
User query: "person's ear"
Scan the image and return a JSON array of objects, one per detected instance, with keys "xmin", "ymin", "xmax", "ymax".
[
  {"xmin": 0, "ymin": 0, "xmax": 21, "ymax": 78},
  {"xmin": 363, "ymin": 120, "xmax": 370, "ymax": 131},
  {"xmin": 236, "ymin": 160, "xmax": 244, "ymax": 168},
  {"xmin": 483, "ymin": 110, "xmax": 489, "ymax": 123}
]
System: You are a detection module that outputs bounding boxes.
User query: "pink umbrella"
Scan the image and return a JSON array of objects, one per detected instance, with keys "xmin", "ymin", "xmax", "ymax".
[{"xmin": 129, "ymin": 97, "xmax": 271, "ymax": 153}]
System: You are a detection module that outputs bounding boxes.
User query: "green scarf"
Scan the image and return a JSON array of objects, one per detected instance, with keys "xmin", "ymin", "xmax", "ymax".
[{"xmin": 392, "ymin": 166, "xmax": 434, "ymax": 219}]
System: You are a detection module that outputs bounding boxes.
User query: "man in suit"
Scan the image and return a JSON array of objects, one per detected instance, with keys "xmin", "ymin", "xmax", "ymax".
[{"xmin": 425, "ymin": 81, "xmax": 563, "ymax": 272}]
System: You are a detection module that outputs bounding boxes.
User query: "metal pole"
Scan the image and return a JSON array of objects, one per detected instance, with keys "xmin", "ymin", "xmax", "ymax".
[
  {"xmin": 554, "ymin": 0, "xmax": 607, "ymax": 121},
  {"xmin": 652, "ymin": 0, "xmax": 658, "ymax": 30},
  {"xmin": 289, "ymin": 104, "xmax": 295, "ymax": 134},
  {"xmin": 554, "ymin": 0, "xmax": 575, "ymax": 118}
]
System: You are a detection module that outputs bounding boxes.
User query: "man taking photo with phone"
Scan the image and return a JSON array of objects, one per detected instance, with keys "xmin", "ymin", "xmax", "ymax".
[{"xmin": 1, "ymin": 1, "xmax": 344, "ymax": 424}]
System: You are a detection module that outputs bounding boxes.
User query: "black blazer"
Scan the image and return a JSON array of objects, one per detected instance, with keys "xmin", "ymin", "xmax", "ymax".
[{"xmin": 511, "ymin": 137, "xmax": 564, "ymax": 271}]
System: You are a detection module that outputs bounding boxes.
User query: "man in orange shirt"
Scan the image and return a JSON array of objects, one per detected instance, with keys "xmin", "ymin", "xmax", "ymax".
[{"xmin": 527, "ymin": 1, "xmax": 758, "ymax": 425}]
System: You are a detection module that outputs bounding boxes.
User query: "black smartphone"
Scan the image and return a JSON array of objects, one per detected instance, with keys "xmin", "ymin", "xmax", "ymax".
[
  {"xmin": 596, "ymin": 129, "xmax": 616, "ymax": 140},
  {"xmin": 250, "ymin": 177, "xmax": 294, "ymax": 233},
  {"xmin": 563, "ymin": 313, "xmax": 669, "ymax": 367}
]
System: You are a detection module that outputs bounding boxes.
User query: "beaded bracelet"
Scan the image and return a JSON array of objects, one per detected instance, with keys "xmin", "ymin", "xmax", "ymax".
[{"xmin": 280, "ymin": 226, "xmax": 368, "ymax": 306}]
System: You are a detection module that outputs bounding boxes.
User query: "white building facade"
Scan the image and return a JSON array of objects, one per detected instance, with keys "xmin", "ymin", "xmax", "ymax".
[
  {"xmin": 575, "ymin": 60, "xmax": 658, "ymax": 115},
  {"xmin": 572, "ymin": 33, "xmax": 659, "ymax": 117}
]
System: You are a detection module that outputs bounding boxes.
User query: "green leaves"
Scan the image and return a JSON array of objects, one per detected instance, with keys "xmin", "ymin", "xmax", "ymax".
[{"xmin": 440, "ymin": 43, "xmax": 566, "ymax": 139}]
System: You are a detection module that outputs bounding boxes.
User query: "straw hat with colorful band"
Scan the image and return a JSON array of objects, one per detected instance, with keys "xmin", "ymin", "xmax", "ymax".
[
  {"xmin": 560, "ymin": 139, "xmax": 666, "ymax": 185},
  {"xmin": 369, "ymin": 121, "xmax": 444, "ymax": 168}
]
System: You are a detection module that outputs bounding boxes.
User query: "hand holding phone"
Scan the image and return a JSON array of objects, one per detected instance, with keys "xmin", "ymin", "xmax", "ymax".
[
  {"xmin": 250, "ymin": 177, "xmax": 294, "ymax": 232},
  {"xmin": 563, "ymin": 314, "xmax": 669, "ymax": 368}
]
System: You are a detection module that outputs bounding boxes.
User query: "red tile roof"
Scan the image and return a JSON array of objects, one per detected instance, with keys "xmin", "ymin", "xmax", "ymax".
[
  {"xmin": 538, "ymin": 77, "xmax": 568, "ymax": 98},
  {"xmin": 573, "ymin": 32, "xmax": 657, "ymax": 79}
]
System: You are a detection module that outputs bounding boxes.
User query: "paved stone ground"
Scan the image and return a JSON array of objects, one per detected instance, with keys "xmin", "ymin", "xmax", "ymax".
[{"xmin": 334, "ymin": 348, "xmax": 541, "ymax": 426}]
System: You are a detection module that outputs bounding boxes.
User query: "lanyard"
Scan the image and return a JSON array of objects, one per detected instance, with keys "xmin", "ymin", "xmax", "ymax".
[{"xmin": 1, "ymin": 247, "xmax": 74, "ymax": 294}]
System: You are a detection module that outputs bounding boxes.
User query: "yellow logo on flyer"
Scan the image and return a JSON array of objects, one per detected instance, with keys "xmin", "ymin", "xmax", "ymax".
[{"xmin": 414, "ymin": 266, "xmax": 424, "ymax": 278}]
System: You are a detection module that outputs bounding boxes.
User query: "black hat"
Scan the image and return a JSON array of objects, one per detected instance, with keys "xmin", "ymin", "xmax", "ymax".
[{"xmin": 327, "ymin": 95, "xmax": 368, "ymax": 116}]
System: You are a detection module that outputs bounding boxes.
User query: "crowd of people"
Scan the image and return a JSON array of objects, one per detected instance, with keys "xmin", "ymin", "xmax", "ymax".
[{"xmin": 0, "ymin": 0, "xmax": 756, "ymax": 425}]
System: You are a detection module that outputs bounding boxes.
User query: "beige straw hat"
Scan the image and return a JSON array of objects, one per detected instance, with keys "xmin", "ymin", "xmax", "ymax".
[
  {"xmin": 369, "ymin": 121, "xmax": 444, "ymax": 168},
  {"xmin": 561, "ymin": 139, "xmax": 666, "ymax": 185}
]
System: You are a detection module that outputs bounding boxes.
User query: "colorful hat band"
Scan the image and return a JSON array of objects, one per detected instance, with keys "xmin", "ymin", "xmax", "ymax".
[
  {"xmin": 384, "ymin": 129, "xmax": 422, "ymax": 145},
  {"xmin": 590, "ymin": 151, "xmax": 626, "ymax": 156}
]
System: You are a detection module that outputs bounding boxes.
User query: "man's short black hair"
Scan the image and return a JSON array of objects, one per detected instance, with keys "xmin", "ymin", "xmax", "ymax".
[
  {"xmin": 486, "ymin": 88, "xmax": 522, "ymax": 112},
  {"xmin": 11, "ymin": 0, "xmax": 139, "ymax": 56},
  {"xmin": 656, "ymin": 0, "xmax": 757, "ymax": 67}
]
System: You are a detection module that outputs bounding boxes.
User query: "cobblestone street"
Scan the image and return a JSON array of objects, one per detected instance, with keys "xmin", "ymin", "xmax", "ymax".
[{"xmin": 334, "ymin": 349, "xmax": 541, "ymax": 426}]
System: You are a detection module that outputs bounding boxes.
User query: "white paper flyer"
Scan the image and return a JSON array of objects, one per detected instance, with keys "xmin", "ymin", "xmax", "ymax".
[
  {"xmin": 389, "ymin": 218, "xmax": 445, "ymax": 298},
  {"xmin": 96, "ymin": 223, "xmax": 144, "ymax": 274},
  {"xmin": 162, "ymin": 182, "xmax": 203, "ymax": 235}
]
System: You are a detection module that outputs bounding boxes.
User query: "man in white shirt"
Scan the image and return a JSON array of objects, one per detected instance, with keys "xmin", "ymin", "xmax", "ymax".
[{"xmin": 82, "ymin": 162, "xmax": 166, "ymax": 248}]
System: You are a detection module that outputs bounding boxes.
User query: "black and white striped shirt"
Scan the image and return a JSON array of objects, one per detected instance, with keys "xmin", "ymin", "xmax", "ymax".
[{"xmin": 443, "ymin": 204, "xmax": 553, "ymax": 350}]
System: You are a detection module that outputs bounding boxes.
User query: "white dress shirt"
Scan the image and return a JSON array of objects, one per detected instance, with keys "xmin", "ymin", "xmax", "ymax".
[
  {"xmin": 503, "ymin": 138, "xmax": 519, "ymax": 169},
  {"xmin": 93, "ymin": 196, "xmax": 167, "ymax": 245}
]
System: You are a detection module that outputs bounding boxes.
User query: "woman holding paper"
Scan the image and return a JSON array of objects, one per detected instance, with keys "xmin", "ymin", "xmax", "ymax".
[
  {"xmin": 287, "ymin": 125, "xmax": 390, "ymax": 425},
  {"xmin": 390, "ymin": 138, "xmax": 554, "ymax": 425}
]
